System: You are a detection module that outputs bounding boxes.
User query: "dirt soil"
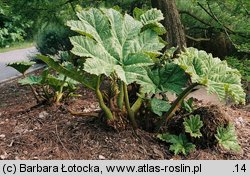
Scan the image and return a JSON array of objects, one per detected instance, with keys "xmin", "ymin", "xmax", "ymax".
[{"xmin": 0, "ymin": 78, "xmax": 249, "ymax": 160}]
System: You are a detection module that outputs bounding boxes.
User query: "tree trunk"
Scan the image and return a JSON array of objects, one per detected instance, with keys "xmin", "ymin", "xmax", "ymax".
[{"xmin": 151, "ymin": 0, "xmax": 186, "ymax": 51}]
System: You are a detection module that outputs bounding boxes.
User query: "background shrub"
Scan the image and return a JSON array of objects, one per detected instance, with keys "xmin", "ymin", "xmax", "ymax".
[{"xmin": 35, "ymin": 24, "xmax": 73, "ymax": 55}]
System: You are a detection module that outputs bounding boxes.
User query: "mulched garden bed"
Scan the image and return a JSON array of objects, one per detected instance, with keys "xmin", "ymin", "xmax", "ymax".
[{"xmin": 0, "ymin": 77, "xmax": 249, "ymax": 160}]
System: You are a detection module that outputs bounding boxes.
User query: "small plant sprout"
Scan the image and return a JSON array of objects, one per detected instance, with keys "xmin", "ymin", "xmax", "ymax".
[
  {"xmin": 215, "ymin": 123, "xmax": 241, "ymax": 152},
  {"xmin": 183, "ymin": 114, "xmax": 203, "ymax": 138},
  {"xmin": 157, "ymin": 133, "xmax": 195, "ymax": 155},
  {"xmin": 18, "ymin": 62, "xmax": 79, "ymax": 104},
  {"xmin": 181, "ymin": 97, "xmax": 194, "ymax": 113},
  {"xmin": 7, "ymin": 61, "xmax": 40, "ymax": 102},
  {"xmin": 7, "ymin": 61, "xmax": 35, "ymax": 75}
]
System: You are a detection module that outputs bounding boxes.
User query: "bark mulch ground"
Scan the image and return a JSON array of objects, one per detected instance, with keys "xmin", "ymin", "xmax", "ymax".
[{"xmin": 0, "ymin": 79, "xmax": 249, "ymax": 160}]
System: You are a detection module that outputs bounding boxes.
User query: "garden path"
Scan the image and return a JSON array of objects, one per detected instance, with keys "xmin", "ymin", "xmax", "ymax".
[{"xmin": 0, "ymin": 47, "xmax": 40, "ymax": 83}]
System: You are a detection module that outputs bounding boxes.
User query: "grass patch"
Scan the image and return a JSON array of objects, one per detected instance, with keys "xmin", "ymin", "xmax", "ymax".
[{"xmin": 0, "ymin": 41, "xmax": 34, "ymax": 53}]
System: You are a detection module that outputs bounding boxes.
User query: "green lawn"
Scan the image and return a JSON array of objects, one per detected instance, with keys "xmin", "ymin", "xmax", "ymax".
[{"xmin": 0, "ymin": 41, "xmax": 34, "ymax": 53}]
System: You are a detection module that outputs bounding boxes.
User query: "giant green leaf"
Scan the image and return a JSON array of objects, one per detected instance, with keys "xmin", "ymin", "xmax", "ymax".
[
  {"xmin": 139, "ymin": 8, "xmax": 166, "ymax": 35},
  {"xmin": 145, "ymin": 63, "xmax": 188, "ymax": 94},
  {"xmin": 67, "ymin": 8, "xmax": 165, "ymax": 91},
  {"xmin": 140, "ymin": 8, "xmax": 164, "ymax": 25},
  {"xmin": 150, "ymin": 98, "xmax": 171, "ymax": 116},
  {"xmin": 175, "ymin": 47, "xmax": 246, "ymax": 104}
]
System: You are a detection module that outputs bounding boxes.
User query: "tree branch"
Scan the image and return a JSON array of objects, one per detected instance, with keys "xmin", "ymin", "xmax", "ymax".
[
  {"xmin": 197, "ymin": 1, "xmax": 249, "ymax": 39},
  {"xmin": 186, "ymin": 35, "xmax": 210, "ymax": 42},
  {"xmin": 179, "ymin": 10, "xmax": 211, "ymax": 27}
]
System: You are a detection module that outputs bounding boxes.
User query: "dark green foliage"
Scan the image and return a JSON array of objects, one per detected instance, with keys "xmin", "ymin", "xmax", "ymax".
[
  {"xmin": 79, "ymin": 0, "xmax": 151, "ymax": 14},
  {"xmin": 35, "ymin": 24, "xmax": 73, "ymax": 55},
  {"xmin": 176, "ymin": 0, "xmax": 250, "ymax": 55},
  {"xmin": 0, "ymin": 2, "xmax": 32, "ymax": 47},
  {"xmin": 18, "ymin": 64, "xmax": 79, "ymax": 104},
  {"xmin": 147, "ymin": 63, "xmax": 189, "ymax": 95},
  {"xmin": 7, "ymin": 61, "xmax": 35, "ymax": 75},
  {"xmin": 181, "ymin": 98, "xmax": 194, "ymax": 113},
  {"xmin": 158, "ymin": 133, "xmax": 195, "ymax": 155},
  {"xmin": 4, "ymin": 0, "xmax": 150, "ymax": 33},
  {"xmin": 3, "ymin": 0, "xmax": 77, "ymax": 30},
  {"xmin": 7, "ymin": 61, "xmax": 39, "ymax": 102},
  {"xmin": 150, "ymin": 98, "xmax": 171, "ymax": 116},
  {"xmin": 18, "ymin": 75, "xmax": 42, "ymax": 85},
  {"xmin": 226, "ymin": 56, "xmax": 250, "ymax": 82}
]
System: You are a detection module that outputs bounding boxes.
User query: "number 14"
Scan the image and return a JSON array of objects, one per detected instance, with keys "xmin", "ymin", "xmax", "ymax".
[{"xmin": 235, "ymin": 164, "xmax": 246, "ymax": 172}]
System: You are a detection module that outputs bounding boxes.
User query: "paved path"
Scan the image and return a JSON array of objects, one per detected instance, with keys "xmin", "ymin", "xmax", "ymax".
[
  {"xmin": 187, "ymin": 87, "xmax": 221, "ymax": 105},
  {"xmin": 166, "ymin": 87, "xmax": 222, "ymax": 106},
  {"xmin": 0, "ymin": 47, "xmax": 40, "ymax": 83}
]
